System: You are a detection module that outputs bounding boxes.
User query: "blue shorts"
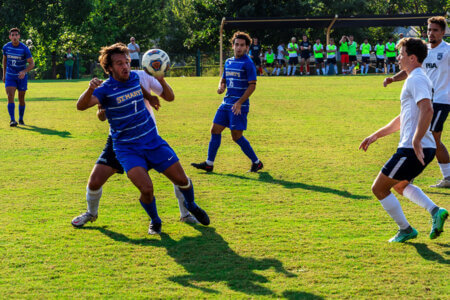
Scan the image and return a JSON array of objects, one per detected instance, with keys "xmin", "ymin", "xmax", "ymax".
[
  {"xmin": 213, "ymin": 108, "xmax": 248, "ymax": 131},
  {"xmin": 5, "ymin": 74, "xmax": 28, "ymax": 91},
  {"xmin": 115, "ymin": 138, "xmax": 179, "ymax": 173}
]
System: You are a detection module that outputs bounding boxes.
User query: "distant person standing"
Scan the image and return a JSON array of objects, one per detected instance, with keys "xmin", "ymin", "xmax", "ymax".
[
  {"xmin": 249, "ymin": 37, "xmax": 262, "ymax": 75},
  {"xmin": 127, "ymin": 37, "xmax": 140, "ymax": 70},
  {"xmin": 374, "ymin": 40, "xmax": 385, "ymax": 74},
  {"xmin": 347, "ymin": 35, "xmax": 358, "ymax": 75},
  {"xmin": 2, "ymin": 28, "xmax": 34, "ymax": 127},
  {"xmin": 339, "ymin": 35, "xmax": 349, "ymax": 74},
  {"xmin": 360, "ymin": 38, "xmax": 371, "ymax": 75},
  {"xmin": 287, "ymin": 37, "xmax": 299, "ymax": 76},
  {"xmin": 64, "ymin": 48, "xmax": 75, "ymax": 80},
  {"xmin": 299, "ymin": 35, "xmax": 311, "ymax": 75},
  {"xmin": 276, "ymin": 42, "xmax": 287, "ymax": 76},
  {"xmin": 313, "ymin": 38, "xmax": 325, "ymax": 75},
  {"xmin": 385, "ymin": 37, "xmax": 397, "ymax": 74},
  {"xmin": 326, "ymin": 38, "xmax": 338, "ymax": 75}
]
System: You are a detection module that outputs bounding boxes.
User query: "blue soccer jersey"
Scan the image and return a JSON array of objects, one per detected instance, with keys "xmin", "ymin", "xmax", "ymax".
[
  {"xmin": 93, "ymin": 72, "xmax": 160, "ymax": 150},
  {"xmin": 220, "ymin": 54, "xmax": 257, "ymax": 113},
  {"xmin": 2, "ymin": 42, "xmax": 32, "ymax": 77}
]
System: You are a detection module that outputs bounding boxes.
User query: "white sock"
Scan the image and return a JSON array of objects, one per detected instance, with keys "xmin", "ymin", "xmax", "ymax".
[
  {"xmin": 173, "ymin": 184, "xmax": 189, "ymax": 217},
  {"xmin": 292, "ymin": 66, "xmax": 297, "ymax": 75},
  {"xmin": 334, "ymin": 65, "xmax": 338, "ymax": 74},
  {"xmin": 287, "ymin": 65, "xmax": 291, "ymax": 75},
  {"xmin": 403, "ymin": 184, "xmax": 438, "ymax": 215},
  {"xmin": 393, "ymin": 65, "xmax": 396, "ymax": 73},
  {"xmin": 205, "ymin": 160, "xmax": 214, "ymax": 166},
  {"xmin": 321, "ymin": 68, "xmax": 325, "ymax": 75},
  {"xmin": 316, "ymin": 69, "xmax": 320, "ymax": 75},
  {"xmin": 283, "ymin": 67, "xmax": 286, "ymax": 74},
  {"xmin": 380, "ymin": 193, "xmax": 410, "ymax": 230},
  {"xmin": 439, "ymin": 163, "xmax": 450, "ymax": 179},
  {"xmin": 276, "ymin": 68, "xmax": 280, "ymax": 75},
  {"xmin": 86, "ymin": 187, "xmax": 102, "ymax": 216}
]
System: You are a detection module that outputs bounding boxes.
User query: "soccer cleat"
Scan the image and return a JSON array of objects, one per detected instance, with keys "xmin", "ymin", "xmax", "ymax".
[
  {"xmin": 250, "ymin": 161, "xmax": 264, "ymax": 172},
  {"xmin": 148, "ymin": 222, "xmax": 162, "ymax": 235},
  {"xmin": 71, "ymin": 212, "xmax": 97, "ymax": 228},
  {"xmin": 18, "ymin": 120, "xmax": 25, "ymax": 125},
  {"xmin": 430, "ymin": 178, "xmax": 450, "ymax": 188},
  {"xmin": 185, "ymin": 201, "xmax": 210, "ymax": 226},
  {"xmin": 430, "ymin": 208, "xmax": 448, "ymax": 239},
  {"xmin": 191, "ymin": 161, "xmax": 213, "ymax": 172},
  {"xmin": 180, "ymin": 214, "xmax": 199, "ymax": 224},
  {"xmin": 389, "ymin": 227, "xmax": 418, "ymax": 243},
  {"xmin": 10, "ymin": 120, "xmax": 18, "ymax": 127}
]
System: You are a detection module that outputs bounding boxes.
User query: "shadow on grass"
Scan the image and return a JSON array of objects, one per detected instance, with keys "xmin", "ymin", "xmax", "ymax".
[
  {"xmin": 408, "ymin": 242, "xmax": 449, "ymax": 265},
  {"xmin": 16, "ymin": 125, "xmax": 72, "ymax": 138},
  {"xmin": 213, "ymin": 171, "xmax": 370, "ymax": 200},
  {"xmin": 82, "ymin": 225, "xmax": 321, "ymax": 298},
  {"xmin": 426, "ymin": 190, "xmax": 450, "ymax": 196}
]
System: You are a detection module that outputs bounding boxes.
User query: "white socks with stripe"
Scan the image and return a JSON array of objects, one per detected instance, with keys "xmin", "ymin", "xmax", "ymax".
[
  {"xmin": 438, "ymin": 163, "xmax": 450, "ymax": 179},
  {"xmin": 173, "ymin": 184, "xmax": 189, "ymax": 217},
  {"xmin": 86, "ymin": 187, "xmax": 102, "ymax": 216},
  {"xmin": 403, "ymin": 184, "xmax": 438, "ymax": 215},
  {"xmin": 380, "ymin": 193, "xmax": 410, "ymax": 230}
]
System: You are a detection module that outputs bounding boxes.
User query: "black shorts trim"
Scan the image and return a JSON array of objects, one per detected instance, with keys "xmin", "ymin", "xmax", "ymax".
[
  {"xmin": 362, "ymin": 56, "xmax": 370, "ymax": 63},
  {"xmin": 349, "ymin": 55, "xmax": 357, "ymax": 62},
  {"xmin": 327, "ymin": 57, "xmax": 336, "ymax": 64},
  {"xmin": 288, "ymin": 57, "xmax": 299, "ymax": 65},
  {"xmin": 431, "ymin": 103, "xmax": 449, "ymax": 132},
  {"xmin": 387, "ymin": 57, "xmax": 396, "ymax": 63},
  {"xmin": 130, "ymin": 59, "xmax": 140, "ymax": 68},
  {"xmin": 315, "ymin": 58, "xmax": 324, "ymax": 64},
  {"xmin": 96, "ymin": 135, "xmax": 124, "ymax": 174},
  {"xmin": 277, "ymin": 59, "xmax": 285, "ymax": 64},
  {"xmin": 381, "ymin": 148, "xmax": 435, "ymax": 181}
]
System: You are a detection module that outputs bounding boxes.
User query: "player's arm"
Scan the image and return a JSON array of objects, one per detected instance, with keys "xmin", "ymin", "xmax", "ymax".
[
  {"xmin": 217, "ymin": 78, "xmax": 226, "ymax": 94},
  {"xmin": 77, "ymin": 78, "xmax": 102, "ymax": 110},
  {"xmin": 155, "ymin": 77, "xmax": 174, "ymax": 101},
  {"xmin": 2, "ymin": 55, "xmax": 6, "ymax": 83},
  {"xmin": 231, "ymin": 81, "xmax": 256, "ymax": 115},
  {"xmin": 141, "ymin": 84, "xmax": 160, "ymax": 111},
  {"xmin": 359, "ymin": 115, "xmax": 401, "ymax": 151},
  {"xmin": 412, "ymin": 98, "xmax": 433, "ymax": 165},
  {"xmin": 18, "ymin": 57, "xmax": 35, "ymax": 79},
  {"xmin": 383, "ymin": 70, "xmax": 408, "ymax": 87}
]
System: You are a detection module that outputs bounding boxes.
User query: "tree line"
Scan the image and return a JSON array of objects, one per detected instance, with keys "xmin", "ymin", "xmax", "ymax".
[{"xmin": 0, "ymin": 0, "xmax": 446, "ymax": 78}]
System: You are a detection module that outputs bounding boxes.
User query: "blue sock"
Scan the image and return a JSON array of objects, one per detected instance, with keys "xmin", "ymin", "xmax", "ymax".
[
  {"xmin": 140, "ymin": 197, "xmax": 161, "ymax": 224},
  {"xmin": 180, "ymin": 179, "xmax": 198, "ymax": 210},
  {"xmin": 207, "ymin": 134, "xmax": 221, "ymax": 163},
  {"xmin": 7, "ymin": 103, "xmax": 15, "ymax": 121},
  {"xmin": 19, "ymin": 105, "xmax": 25, "ymax": 121},
  {"xmin": 235, "ymin": 136, "xmax": 258, "ymax": 163}
]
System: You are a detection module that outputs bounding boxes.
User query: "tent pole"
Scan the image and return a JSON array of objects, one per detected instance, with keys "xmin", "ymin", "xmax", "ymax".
[
  {"xmin": 220, "ymin": 17, "xmax": 225, "ymax": 77},
  {"xmin": 326, "ymin": 14, "xmax": 338, "ymax": 46}
]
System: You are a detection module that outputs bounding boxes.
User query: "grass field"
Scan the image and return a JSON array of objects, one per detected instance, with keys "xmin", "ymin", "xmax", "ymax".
[{"xmin": 0, "ymin": 76, "xmax": 448, "ymax": 299}]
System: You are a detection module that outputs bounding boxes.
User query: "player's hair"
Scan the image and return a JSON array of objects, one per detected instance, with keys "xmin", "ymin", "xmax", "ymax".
[
  {"xmin": 396, "ymin": 38, "xmax": 427, "ymax": 63},
  {"xmin": 98, "ymin": 43, "xmax": 130, "ymax": 74},
  {"xmin": 230, "ymin": 31, "xmax": 252, "ymax": 46},
  {"xmin": 9, "ymin": 28, "xmax": 20, "ymax": 34},
  {"xmin": 428, "ymin": 16, "xmax": 447, "ymax": 31}
]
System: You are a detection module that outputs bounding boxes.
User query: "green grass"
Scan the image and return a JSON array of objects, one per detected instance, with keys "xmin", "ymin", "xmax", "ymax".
[{"xmin": 0, "ymin": 76, "xmax": 448, "ymax": 299}]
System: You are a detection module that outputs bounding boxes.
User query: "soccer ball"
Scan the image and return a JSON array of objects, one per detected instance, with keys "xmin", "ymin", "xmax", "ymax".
[{"xmin": 142, "ymin": 49, "xmax": 170, "ymax": 77}]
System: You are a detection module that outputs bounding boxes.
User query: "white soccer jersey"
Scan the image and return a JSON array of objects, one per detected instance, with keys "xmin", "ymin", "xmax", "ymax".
[
  {"xmin": 398, "ymin": 67, "xmax": 436, "ymax": 149},
  {"xmin": 133, "ymin": 70, "xmax": 163, "ymax": 124},
  {"xmin": 422, "ymin": 41, "xmax": 449, "ymax": 105},
  {"xmin": 277, "ymin": 45, "xmax": 285, "ymax": 59}
]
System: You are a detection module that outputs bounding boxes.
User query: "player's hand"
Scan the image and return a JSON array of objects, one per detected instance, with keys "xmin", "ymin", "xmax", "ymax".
[
  {"xmin": 217, "ymin": 85, "xmax": 225, "ymax": 94},
  {"xmin": 89, "ymin": 77, "xmax": 103, "ymax": 90},
  {"xmin": 97, "ymin": 108, "xmax": 106, "ymax": 121},
  {"xmin": 148, "ymin": 95, "xmax": 160, "ymax": 111},
  {"xmin": 413, "ymin": 138, "xmax": 425, "ymax": 166},
  {"xmin": 18, "ymin": 71, "xmax": 26, "ymax": 79},
  {"xmin": 359, "ymin": 134, "xmax": 378, "ymax": 151},
  {"xmin": 383, "ymin": 77, "xmax": 394, "ymax": 87},
  {"xmin": 232, "ymin": 102, "xmax": 242, "ymax": 115}
]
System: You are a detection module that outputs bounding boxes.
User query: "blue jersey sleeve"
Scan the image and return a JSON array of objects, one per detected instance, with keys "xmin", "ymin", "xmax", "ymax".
[
  {"xmin": 93, "ymin": 86, "xmax": 107, "ymax": 107},
  {"xmin": 24, "ymin": 46, "xmax": 32, "ymax": 59},
  {"xmin": 245, "ymin": 60, "xmax": 257, "ymax": 82}
]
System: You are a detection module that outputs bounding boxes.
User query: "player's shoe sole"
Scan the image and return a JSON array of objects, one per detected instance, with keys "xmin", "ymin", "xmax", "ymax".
[
  {"xmin": 18, "ymin": 120, "xmax": 25, "ymax": 125},
  {"xmin": 148, "ymin": 222, "xmax": 162, "ymax": 235},
  {"xmin": 430, "ymin": 208, "xmax": 448, "ymax": 239},
  {"xmin": 250, "ymin": 161, "xmax": 263, "ymax": 172},
  {"xmin": 389, "ymin": 227, "xmax": 418, "ymax": 243},
  {"xmin": 180, "ymin": 214, "xmax": 199, "ymax": 224},
  {"xmin": 191, "ymin": 161, "xmax": 213, "ymax": 172},
  {"xmin": 71, "ymin": 212, "xmax": 97, "ymax": 228},
  {"xmin": 430, "ymin": 179, "xmax": 450, "ymax": 188}
]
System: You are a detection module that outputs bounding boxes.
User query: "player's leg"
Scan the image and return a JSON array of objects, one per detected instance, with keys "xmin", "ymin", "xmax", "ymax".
[
  {"xmin": 18, "ymin": 90, "xmax": 26, "ymax": 125},
  {"xmin": 5, "ymin": 85, "xmax": 17, "ymax": 126},
  {"xmin": 162, "ymin": 161, "xmax": 210, "ymax": 226},
  {"xmin": 372, "ymin": 172, "xmax": 417, "ymax": 242},
  {"xmin": 305, "ymin": 57, "xmax": 310, "ymax": 75},
  {"xmin": 191, "ymin": 111, "xmax": 227, "ymax": 172},
  {"xmin": 231, "ymin": 121, "xmax": 263, "ymax": 172},
  {"xmin": 430, "ymin": 105, "xmax": 450, "ymax": 187},
  {"xmin": 173, "ymin": 183, "xmax": 198, "ymax": 224}
]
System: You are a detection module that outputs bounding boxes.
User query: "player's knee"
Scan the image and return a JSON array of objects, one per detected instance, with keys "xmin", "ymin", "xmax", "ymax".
[
  {"xmin": 139, "ymin": 185, "xmax": 154, "ymax": 198},
  {"xmin": 174, "ymin": 176, "xmax": 189, "ymax": 187},
  {"xmin": 393, "ymin": 185, "xmax": 405, "ymax": 196},
  {"xmin": 231, "ymin": 132, "xmax": 242, "ymax": 141},
  {"xmin": 88, "ymin": 176, "xmax": 104, "ymax": 191}
]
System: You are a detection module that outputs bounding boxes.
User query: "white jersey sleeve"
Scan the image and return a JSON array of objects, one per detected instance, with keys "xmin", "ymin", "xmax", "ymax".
[
  {"xmin": 134, "ymin": 70, "xmax": 163, "ymax": 96},
  {"xmin": 422, "ymin": 41, "xmax": 449, "ymax": 105}
]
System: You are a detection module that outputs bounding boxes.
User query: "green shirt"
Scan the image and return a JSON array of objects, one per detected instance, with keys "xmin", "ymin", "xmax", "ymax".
[
  {"xmin": 361, "ymin": 43, "xmax": 371, "ymax": 55},
  {"xmin": 64, "ymin": 53, "xmax": 75, "ymax": 67},
  {"xmin": 386, "ymin": 42, "xmax": 396, "ymax": 57},
  {"xmin": 313, "ymin": 43, "xmax": 323, "ymax": 58},
  {"xmin": 339, "ymin": 42, "xmax": 348, "ymax": 53},
  {"xmin": 375, "ymin": 44, "xmax": 385, "ymax": 56},
  {"xmin": 287, "ymin": 43, "xmax": 299, "ymax": 55},
  {"xmin": 348, "ymin": 42, "xmax": 357, "ymax": 56},
  {"xmin": 266, "ymin": 52, "xmax": 275, "ymax": 64}
]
